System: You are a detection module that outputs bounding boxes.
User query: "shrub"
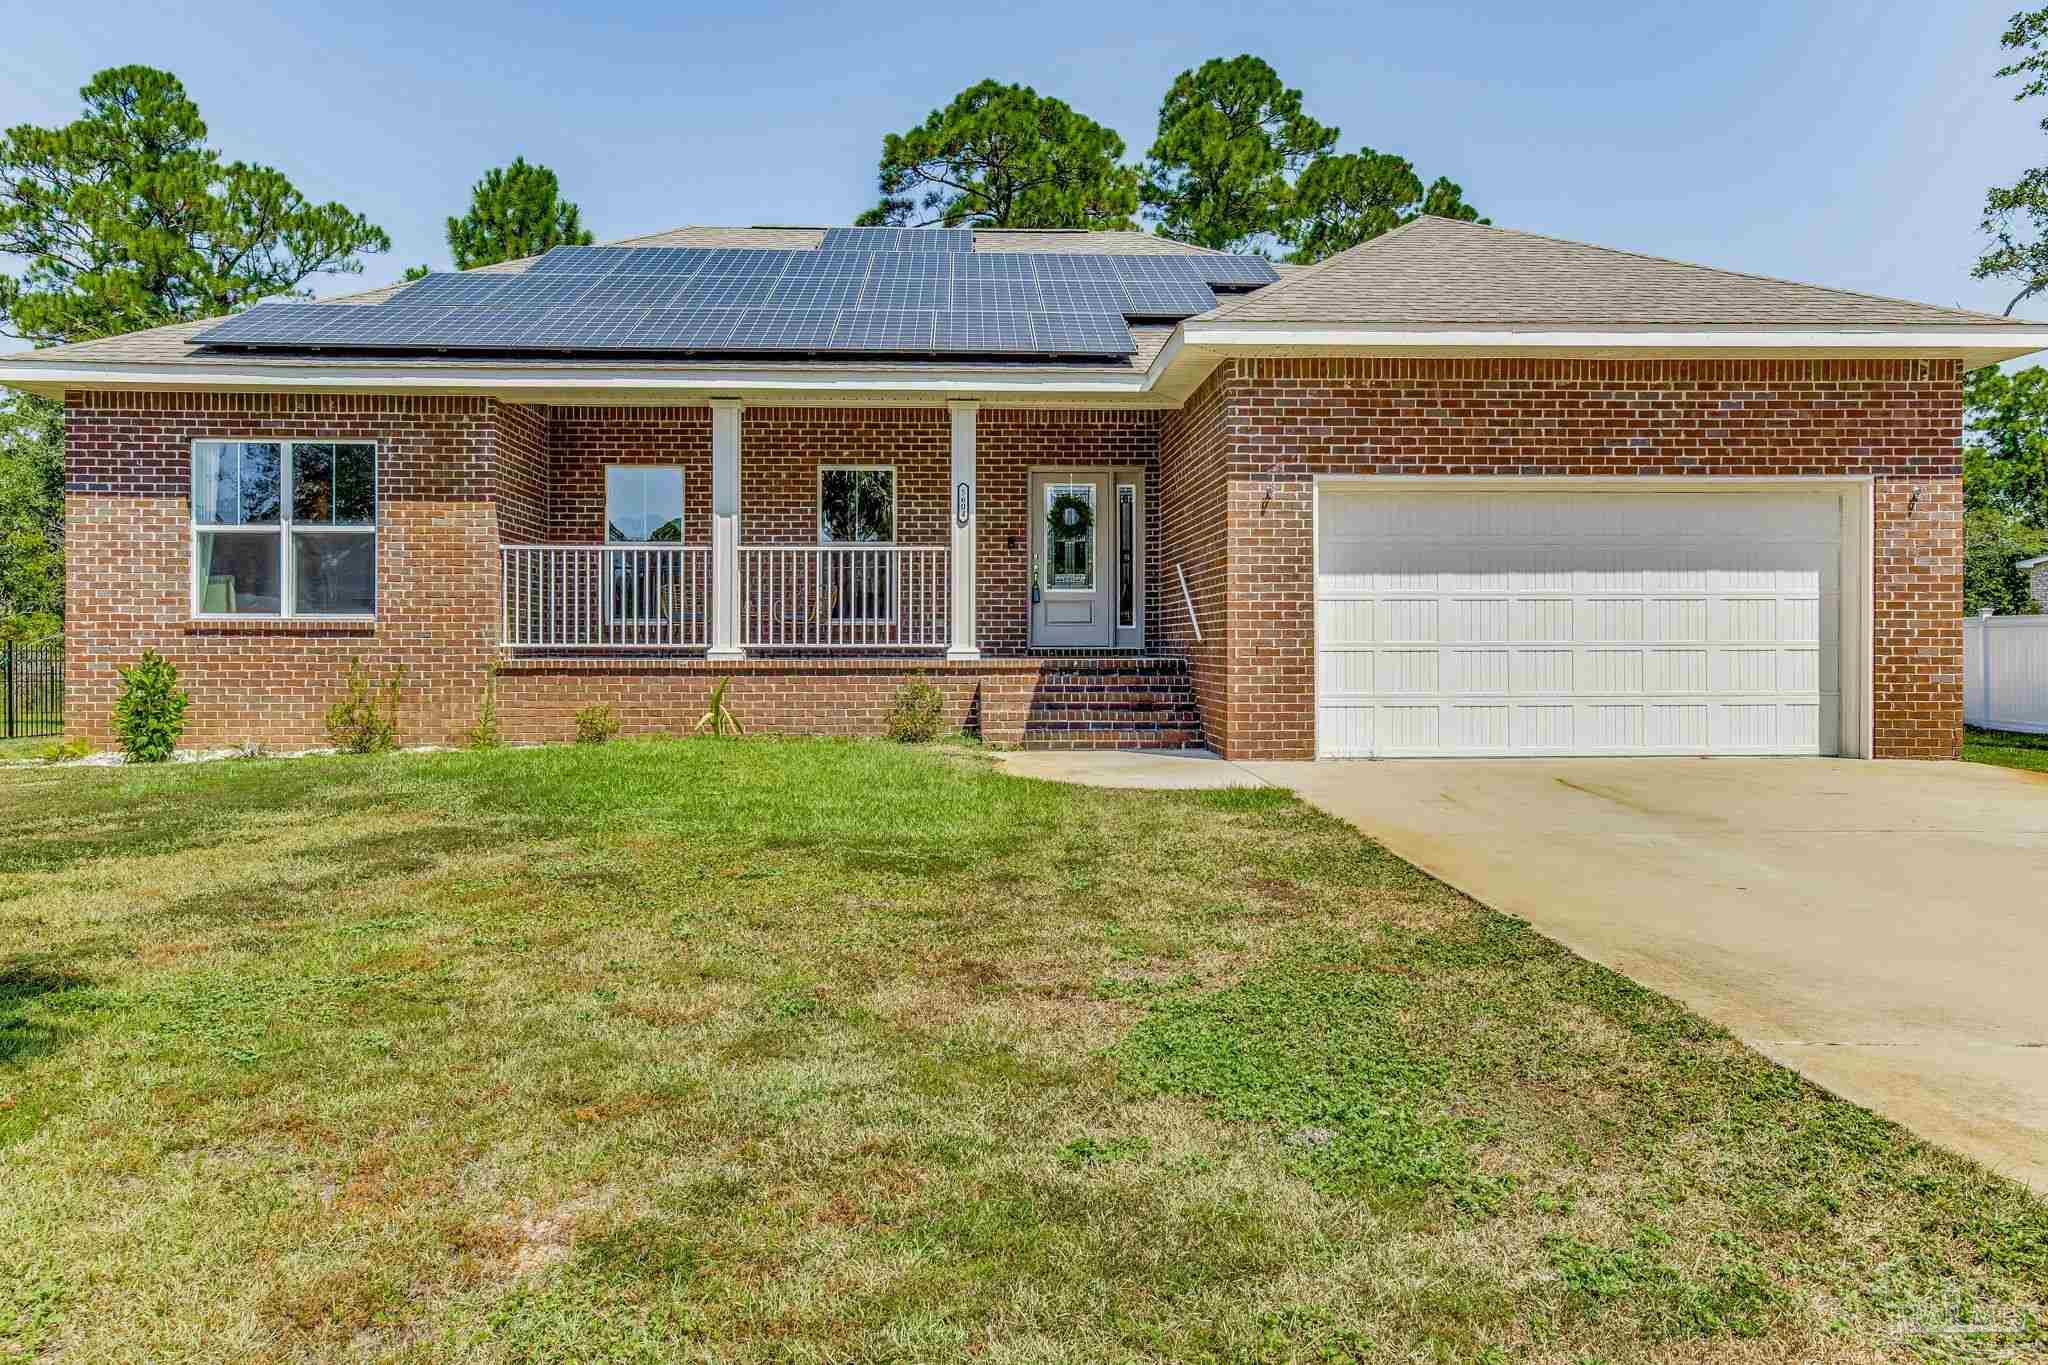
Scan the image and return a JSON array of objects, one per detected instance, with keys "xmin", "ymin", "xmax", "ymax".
[
  {"xmin": 111, "ymin": 651, "xmax": 188, "ymax": 763},
  {"xmin": 574, "ymin": 704, "xmax": 620, "ymax": 744},
  {"xmin": 886, "ymin": 679, "xmax": 945, "ymax": 743},
  {"xmin": 326, "ymin": 658, "xmax": 405, "ymax": 754},
  {"xmin": 467, "ymin": 667, "xmax": 501, "ymax": 749},
  {"xmin": 35, "ymin": 736, "xmax": 91, "ymax": 763}
]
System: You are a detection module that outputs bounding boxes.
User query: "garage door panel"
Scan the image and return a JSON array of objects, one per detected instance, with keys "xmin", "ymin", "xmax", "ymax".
[{"xmin": 1315, "ymin": 489, "xmax": 1845, "ymax": 758}]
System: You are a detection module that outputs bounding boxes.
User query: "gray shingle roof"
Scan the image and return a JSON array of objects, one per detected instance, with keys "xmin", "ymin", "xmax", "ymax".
[{"xmin": 1204, "ymin": 215, "xmax": 2019, "ymax": 328}]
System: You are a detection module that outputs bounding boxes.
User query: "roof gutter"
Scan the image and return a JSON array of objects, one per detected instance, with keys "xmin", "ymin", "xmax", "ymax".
[{"xmin": 1173, "ymin": 320, "xmax": 2048, "ymax": 365}]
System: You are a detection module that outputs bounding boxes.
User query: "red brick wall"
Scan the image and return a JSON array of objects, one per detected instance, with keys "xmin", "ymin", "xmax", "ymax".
[
  {"xmin": 65, "ymin": 391, "xmax": 504, "ymax": 747},
  {"xmin": 545, "ymin": 406, "xmax": 712, "ymax": 543},
  {"xmin": 496, "ymin": 403, "xmax": 552, "ymax": 544},
  {"xmin": 1199, "ymin": 357, "xmax": 1965, "ymax": 760},
  {"xmin": 1154, "ymin": 372, "xmax": 1233, "ymax": 752},
  {"xmin": 494, "ymin": 657, "xmax": 1047, "ymax": 744}
]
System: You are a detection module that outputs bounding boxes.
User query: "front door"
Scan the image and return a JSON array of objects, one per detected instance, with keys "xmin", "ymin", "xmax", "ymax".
[{"xmin": 1030, "ymin": 470, "xmax": 1116, "ymax": 648}]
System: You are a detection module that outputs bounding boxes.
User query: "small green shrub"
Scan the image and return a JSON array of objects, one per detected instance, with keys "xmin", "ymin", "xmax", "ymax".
[
  {"xmin": 886, "ymin": 679, "xmax": 945, "ymax": 743},
  {"xmin": 111, "ymin": 651, "xmax": 188, "ymax": 763},
  {"xmin": 35, "ymin": 736, "xmax": 92, "ymax": 763},
  {"xmin": 325, "ymin": 658, "xmax": 405, "ymax": 754},
  {"xmin": 467, "ymin": 667, "xmax": 500, "ymax": 749},
  {"xmin": 574, "ymin": 704, "xmax": 620, "ymax": 744}
]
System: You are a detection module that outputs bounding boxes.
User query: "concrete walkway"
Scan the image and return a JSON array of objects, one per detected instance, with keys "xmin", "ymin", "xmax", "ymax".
[{"xmin": 1001, "ymin": 749, "xmax": 2048, "ymax": 1192}]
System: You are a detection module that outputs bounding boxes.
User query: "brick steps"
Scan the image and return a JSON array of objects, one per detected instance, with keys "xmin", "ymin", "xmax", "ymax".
[{"xmin": 1017, "ymin": 657, "xmax": 1203, "ymax": 751}]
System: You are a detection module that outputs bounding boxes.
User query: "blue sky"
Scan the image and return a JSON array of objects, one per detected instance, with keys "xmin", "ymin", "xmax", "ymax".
[{"xmin": 0, "ymin": 0, "xmax": 2040, "ymax": 349}]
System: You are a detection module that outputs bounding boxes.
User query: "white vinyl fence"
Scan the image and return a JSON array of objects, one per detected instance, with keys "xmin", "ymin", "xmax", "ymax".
[{"xmin": 1965, "ymin": 614, "xmax": 2048, "ymax": 734}]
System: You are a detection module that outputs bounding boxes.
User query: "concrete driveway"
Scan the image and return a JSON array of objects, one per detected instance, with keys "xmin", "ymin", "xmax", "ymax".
[{"xmin": 1235, "ymin": 757, "xmax": 2048, "ymax": 1191}]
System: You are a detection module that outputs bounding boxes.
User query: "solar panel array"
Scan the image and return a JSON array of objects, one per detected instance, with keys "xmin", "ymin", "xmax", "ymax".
[
  {"xmin": 193, "ymin": 239, "xmax": 1280, "ymax": 358},
  {"xmin": 820, "ymin": 226, "xmax": 973, "ymax": 253},
  {"xmin": 191, "ymin": 301, "xmax": 1137, "ymax": 356}
]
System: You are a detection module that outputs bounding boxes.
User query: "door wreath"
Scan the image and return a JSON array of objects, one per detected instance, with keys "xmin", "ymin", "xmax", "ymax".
[{"xmin": 1046, "ymin": 489, "xmax": 1095, "ymax": 540}]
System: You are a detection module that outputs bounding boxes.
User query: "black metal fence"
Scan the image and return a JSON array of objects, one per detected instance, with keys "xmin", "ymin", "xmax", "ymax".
[{"xmin": 3, "ymin": 638, "xmax": 63, "ymax": 740}]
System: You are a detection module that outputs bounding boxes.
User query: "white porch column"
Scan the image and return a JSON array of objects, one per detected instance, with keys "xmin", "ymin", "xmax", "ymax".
[
  {"xmin": 946, "ymin": 400, "xmax": 981, "ymax": 661},
  {"xmin": 707, "ymin": 397, "xmax": 745, "ymax": 659}
]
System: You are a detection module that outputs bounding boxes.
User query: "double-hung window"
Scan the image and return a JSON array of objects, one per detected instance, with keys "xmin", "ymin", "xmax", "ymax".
[
  {"xmin": 192, "ymin": 441, "xmax": 376, "ymax": 617},
  {"xmin": 818, "ymin": 466, "xmax": 894, "ymax": 622},
  {"xmin": 605, "ymin": 465, "xmax": 685, "ymax": 623}
]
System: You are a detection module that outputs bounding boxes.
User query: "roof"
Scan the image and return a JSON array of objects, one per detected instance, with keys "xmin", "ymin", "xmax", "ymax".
[
  {"xmin": 2019, "ymin": 554, "xmax": 2048, "ymax": 569},
  {"xmin": 15, "ymin": 225, "xmax": 1227, "ymax": 371},
  {"xmin": 1203, "ymin": 216, "xmax": 2023, "ymax": 328}
]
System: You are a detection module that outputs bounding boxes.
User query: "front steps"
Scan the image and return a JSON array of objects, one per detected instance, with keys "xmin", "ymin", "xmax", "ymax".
[{"xmin": 1017, "ymin": 657, "xmax": 1204, "ymax": 751}]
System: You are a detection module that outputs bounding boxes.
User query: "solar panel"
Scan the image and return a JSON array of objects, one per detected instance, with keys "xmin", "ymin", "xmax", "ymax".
[
  {"xmin": 821, "ymin": 226, "xmax": 973, "ymax": 253},
  {"xmin": 204, "ymin": 238, "xmax": 1278, "ymax": 358},
  {"xmin": 194, "ymin": 300, "xmax": 1137, "ymax": 356}
]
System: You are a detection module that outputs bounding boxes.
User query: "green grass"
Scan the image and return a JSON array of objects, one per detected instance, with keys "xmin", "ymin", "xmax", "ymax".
[
  {"xmin": 1964, "ymin": 725, "xmax": 2048, "ymax": 774},
  {"xmin": 1, "ymin": 738, "xmax": 2043, "ymax": 1362}
]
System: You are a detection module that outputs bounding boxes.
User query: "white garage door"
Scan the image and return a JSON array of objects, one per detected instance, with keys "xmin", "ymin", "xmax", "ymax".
[{"xmin": 1316, "ymin": 489, "xmax": 1844, "ymax": 757}]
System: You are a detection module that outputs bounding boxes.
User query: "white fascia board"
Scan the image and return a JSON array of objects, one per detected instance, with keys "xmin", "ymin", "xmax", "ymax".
[
  {"xmin": 0, "ymin": 357, "xmax": 1160, "ymax": 402},
  {"xmin": 2018, "ymin": 553, "xmax": 2048, "ymax": 568},
  {"xmin": 1177, "ymin": 320, "xmax": 2048, "ymax": 362}
]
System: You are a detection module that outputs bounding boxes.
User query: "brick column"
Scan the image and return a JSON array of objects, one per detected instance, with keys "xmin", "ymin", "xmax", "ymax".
[{"xmin": 707, "ymin": 398, "xmax": 744, "ymax": 660}]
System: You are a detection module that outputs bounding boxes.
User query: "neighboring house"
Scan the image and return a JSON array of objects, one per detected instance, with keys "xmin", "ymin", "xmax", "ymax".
[
  {"xmin": 4, "ymin": 216, "xmax": 2044, "ymax": 759},
  {"xmin": 2024, "ymin": 553, "xmax": 2048, "ymax": 611}
]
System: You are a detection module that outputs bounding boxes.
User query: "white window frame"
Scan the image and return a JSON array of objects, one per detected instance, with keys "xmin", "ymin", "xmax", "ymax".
[
  {"xmin": 190, "ymin": 439, "xmax": 379, "ymax": 620},
  {"xmin": 817, "ymin": 464, "xmax": 897, "ymax": 624},
  {"xmin": 603, "ymin": 464, "xmax": 687, "ymax": 625}
]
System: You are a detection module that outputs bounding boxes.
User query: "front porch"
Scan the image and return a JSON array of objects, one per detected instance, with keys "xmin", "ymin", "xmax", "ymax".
[
  {"xmin": 484, "ymin": 399, "xmax": 1192, "ymax": 747},
  {"xmin": 493, "ymin": 398, "xmax": 1162, "ymax": 664}
]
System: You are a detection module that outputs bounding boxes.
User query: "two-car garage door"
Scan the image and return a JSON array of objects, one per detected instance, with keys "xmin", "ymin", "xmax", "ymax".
[{"xmin": 1315, "ymin": 487, "xmax": 1853, "ymax": 758}]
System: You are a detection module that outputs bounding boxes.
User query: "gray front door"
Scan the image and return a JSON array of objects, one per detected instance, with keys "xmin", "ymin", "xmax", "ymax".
[{"xmin": 1030, "ymin": 470, "xmax": 1115, "ymax": 648}]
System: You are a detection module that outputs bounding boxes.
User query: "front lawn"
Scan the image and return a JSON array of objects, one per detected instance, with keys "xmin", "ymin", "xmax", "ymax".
[
  {"xmin": 1964, "ymin": 725, "xmax": 2048, "ymax": 774},
  {"xmin": 1, "ymin": 740, "xmax": 2042, "ymax": 1362}
]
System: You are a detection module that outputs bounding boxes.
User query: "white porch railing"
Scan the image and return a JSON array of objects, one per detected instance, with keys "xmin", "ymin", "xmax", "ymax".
[
  {"xmin": 501, "ymin": 544, "xmax": 711, "ymax": 649},
  {"xmin": 739, "ymin": 545, "xmax": 950, "ymax": 649}
]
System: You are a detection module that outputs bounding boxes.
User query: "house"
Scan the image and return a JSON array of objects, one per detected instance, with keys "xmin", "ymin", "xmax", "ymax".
[
  {"xmin": 2023, "ymin": 552, "xmax": 2048, "ymax": 611},
  {"xmin": 4, "ymin": 216, "xmax": 2044, "ymax": 759}
]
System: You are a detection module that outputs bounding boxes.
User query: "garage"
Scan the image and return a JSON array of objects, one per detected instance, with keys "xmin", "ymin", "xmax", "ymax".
[{"xmin": 1314, "ymin": 483, "xmax": 1868, "ymax": 758}]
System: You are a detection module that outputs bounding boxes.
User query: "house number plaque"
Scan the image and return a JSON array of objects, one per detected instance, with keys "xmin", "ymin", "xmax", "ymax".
[{"xmin": 955, "ymin": 482, "xmax": 971, "ymax": 526}]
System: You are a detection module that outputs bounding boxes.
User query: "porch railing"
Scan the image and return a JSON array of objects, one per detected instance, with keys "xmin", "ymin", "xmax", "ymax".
[
  {"xmin": 739, "ymin": 545, "xmax": 950, "ymax": 649},
  {"xmin": 501, "ymin": 544, "xmax": 711, "ymax": 649}
]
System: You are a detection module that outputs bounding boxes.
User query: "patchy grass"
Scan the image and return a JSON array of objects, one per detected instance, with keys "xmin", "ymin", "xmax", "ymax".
[
  {"xmin": 1964, "ymin": 725, "xmax": 2048, "ymax": 774},
  {"xmin": 0, "ymin": 738, "xmax": 2043, "ymax": 1362}
]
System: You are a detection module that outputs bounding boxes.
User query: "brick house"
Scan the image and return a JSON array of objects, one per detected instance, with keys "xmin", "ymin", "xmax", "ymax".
[
  {"xmin": 4, "ymin": 217, "xmax": 2042, "ymax": 759},
  {"xmin": 2022, "ymin": 553, "xmax": 2048, "ymax": 611}
]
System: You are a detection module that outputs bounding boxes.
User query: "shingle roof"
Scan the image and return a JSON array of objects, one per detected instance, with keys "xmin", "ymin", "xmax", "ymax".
[{"xmin": 1203, "ymin": 215, "xmax": 2019, "ymax": 328}]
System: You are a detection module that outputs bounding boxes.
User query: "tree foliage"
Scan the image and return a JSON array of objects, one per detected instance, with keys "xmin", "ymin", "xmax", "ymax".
[
  {"xmin": 0, "ymin": 66, "xmax": 390, "ymax": 345},
  {"xmin": 0, "ymin": 394, "xmax": 64, "ymax": 638},
  {"xmin": 855, "ymin": 81, "xmax": 1139, "ymax": 229},
  {"xmin": 1975, "ymin": 7, "xmax": 2048, "ymax": 313},
  {"xmin": 1965, "ymin": 364, "xmax": 2048, "ymax": 524},
  {"xmin": 445, "ymin": 157, "xmax": 594, "ymax": 270},
  {"xmin": 1287, "ymin": 148, "xmax": 1488, "ymax": 264},
  {"xmin": 1140, "ymin": 55, "xmax": 1337, "ymax": 252},
  {"xmin": 1964, "ymin": 365, "xmax": 2048, "ymax": 611}
]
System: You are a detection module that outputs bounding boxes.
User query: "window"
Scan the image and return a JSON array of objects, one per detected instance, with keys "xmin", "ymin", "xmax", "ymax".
[
  {"xmin": 818, "ymin": 466, "xmax": 893, "ymax": 544},
  {"xmin": 605, "ymin": 466, "xmax": 684, "ymax": 544},
  {"xmin": 192, "ymin": 441, "xmax": 376, "ymax": 617},
  {"xmin": 604, "ymin": 466, "xmax": 685, "ymax": 623},
  {"xmin": 818, "ymin": 466, "xmax": 894, "ymax": 622},
  {"xmin": 1118, "ymin": 484, "xmax": 1137, "ymax": 628}
]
